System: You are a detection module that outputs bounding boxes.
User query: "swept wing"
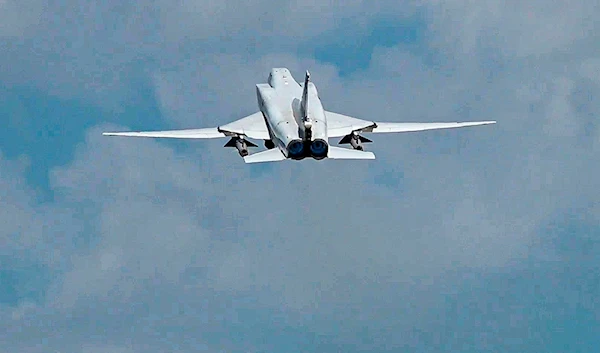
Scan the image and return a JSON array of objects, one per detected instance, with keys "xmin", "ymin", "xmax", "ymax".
[
  {"xmin": 325, "ymin": 111, "xmax": 496, "ymax": 138},
  {"xmin": 103, "ymin": 112, "xmax": 270, "ymax": 140},
  {"xmin": 102, "ymin": 127, "xmax": 224, "ymax": 139}
]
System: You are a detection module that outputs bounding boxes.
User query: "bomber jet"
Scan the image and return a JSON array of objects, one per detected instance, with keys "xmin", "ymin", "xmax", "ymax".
[{"xmin": 103, "ymin": 68, "xmax": 496, "ymax": 163}]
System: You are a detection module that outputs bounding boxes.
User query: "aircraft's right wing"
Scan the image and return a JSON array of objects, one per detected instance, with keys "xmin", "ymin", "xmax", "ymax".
[
  {"xmin": 364, "ymin": 121, "xmax": 497, "ymax": 134},
  {"xmin": 103, "ymin": 112, "xmax": 270, "ymax": 140},
  {"xmin": 325, "ymin": 111, "xmax": 376, "ymax": 138},
  {"xmin": 325, "ymin": 111, "xmax": 496, "ymax": 138}
]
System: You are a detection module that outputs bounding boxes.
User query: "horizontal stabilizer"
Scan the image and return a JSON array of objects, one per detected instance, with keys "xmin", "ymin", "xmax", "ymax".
[
  {"xmin": 102, "ymin": 128, "xmax": 224, "ymax": 139},
  {"xmin": 243, "ymin": 148, "xmax": 287, "ymax": 164},
  {"xmin": 327, "ymin": 146, "xmax": 375, "ymax": 160}
]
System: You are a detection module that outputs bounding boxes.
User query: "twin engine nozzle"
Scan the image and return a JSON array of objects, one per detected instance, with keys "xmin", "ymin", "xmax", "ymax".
[
  {"xmin": 309, "ymin": 139, "xmax": 327, "ymax": 157},
  {"xmin": 226, "ymin": 135, "xmax": 330, "ymax": 160},
  {"xmin": 286, "ymin": 138, "xmax": 328, "ymax": 159}
]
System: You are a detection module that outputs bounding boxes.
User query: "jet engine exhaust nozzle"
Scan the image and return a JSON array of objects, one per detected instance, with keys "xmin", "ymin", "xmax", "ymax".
[
  {"xmin": 224, "ymin": 136, "xmax": 257, "ymax": 157},
  {"xmin": 287, "ymin": 139, "xmax": 304, "ymax": 159},
  {"xmin": 350, "ymin": 135, "xmax": 363, "ymax": 150},
  {"xmin": 309, "ymin": 139, "xmax": 328, "ymax": 159},
  {"xmin": 235, "ymin": 138, "xmax": 248, "ymax": 157}
]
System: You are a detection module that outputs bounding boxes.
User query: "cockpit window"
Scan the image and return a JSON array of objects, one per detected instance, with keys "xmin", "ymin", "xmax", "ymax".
[{"xmin": 268, "ymin": 73, "xmax": 274, "ymax": 86}]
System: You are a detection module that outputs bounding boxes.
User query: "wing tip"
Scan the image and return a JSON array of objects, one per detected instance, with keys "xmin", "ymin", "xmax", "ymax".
[
  {"xmin": 102, "ymin": 132, "xmax": 136, "ymax": 136},
  {"xmin": 459, "ymin": 120, "xmax": 496, "ymax": 125}
]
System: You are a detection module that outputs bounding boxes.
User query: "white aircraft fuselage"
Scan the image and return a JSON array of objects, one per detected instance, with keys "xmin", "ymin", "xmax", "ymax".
[{"xmin": 256, "ymin": 68, "xmax": 328, "ymax": 160}]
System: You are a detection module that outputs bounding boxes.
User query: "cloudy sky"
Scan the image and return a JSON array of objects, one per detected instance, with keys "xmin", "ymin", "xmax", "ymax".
[{"xmin": 1, "ymin": 1, "xmax": 599, "ymax": 352}]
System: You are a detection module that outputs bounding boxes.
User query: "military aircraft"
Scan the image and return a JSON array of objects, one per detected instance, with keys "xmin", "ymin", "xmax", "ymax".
[{"xmin": 103, "ymin": 68, "xmax": 496, "ymax": 163}]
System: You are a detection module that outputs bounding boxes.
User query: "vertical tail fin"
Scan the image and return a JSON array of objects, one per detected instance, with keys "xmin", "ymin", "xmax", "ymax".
[{"xmin": 300, "ymin": 71, "xmax": 312, "ymax": 134}]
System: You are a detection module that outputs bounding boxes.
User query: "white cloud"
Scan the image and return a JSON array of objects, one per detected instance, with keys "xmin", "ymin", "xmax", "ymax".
[
  {"xmin": 579, "ymin": 58, "xmax": 600, "ymax": 83},
  {"xmin": 0, "ymin": 0, "xmax": 43, "ymax": 38},
  {"xmin": 0, "ymin": 154, "xmax": 39, "ymax": 252},
  {"xmin": 143, "ymin": 1, "xmax": 600, "ymax": 315},
  {"xmin": 422, "ymin": 0, "xmax": 597, "ymax": 57},
  {"xmin": 1, "ymin": 0, "xmax": 600, "ymax": 351},
  {"xmin": 0, "ymin": 154, "xmax": 76, "ymax": 267},
  {"xmin": 81, "ymin": 345, "xmax": 135, "ymax": 353},
  {"xmin": 152, "ymin": 53, "xmax": 340, "ymax": 127},
  {"xmin": 157, "ymin": 0, "xmax": 416, "ymax": 43}
]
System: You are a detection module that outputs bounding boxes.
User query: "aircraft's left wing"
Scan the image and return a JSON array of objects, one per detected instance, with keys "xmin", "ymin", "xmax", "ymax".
[
  {"xmin": 218, "ymin": 112, "xmax": 270, "ymax": 140},
  {"xmin": 325, "ymin": 111, "xmax": 496, "ymax": 138},
  {"xmin": 103, "ymin": 112, "xmax": 270, "ymax": 140},
  {"xmin": 102, "ymin": 128, "xmax": 225, "ymax": 139}
]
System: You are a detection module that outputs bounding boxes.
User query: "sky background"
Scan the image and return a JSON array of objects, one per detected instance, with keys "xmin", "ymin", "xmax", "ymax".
[{"xmin": 1, "ymin": 1, "xmax": 599, "ymax": 352}]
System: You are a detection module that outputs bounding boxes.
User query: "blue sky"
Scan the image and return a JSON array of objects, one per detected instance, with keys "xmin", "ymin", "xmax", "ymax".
[{"xmin": 1, "ymin": 1, "xmax": 599, "ymax": 352}]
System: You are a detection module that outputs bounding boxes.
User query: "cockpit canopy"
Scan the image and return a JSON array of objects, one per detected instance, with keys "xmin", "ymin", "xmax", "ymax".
[{"xmin": 267, "ymin": 68, "xmax": 293, "ymax": 88}]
